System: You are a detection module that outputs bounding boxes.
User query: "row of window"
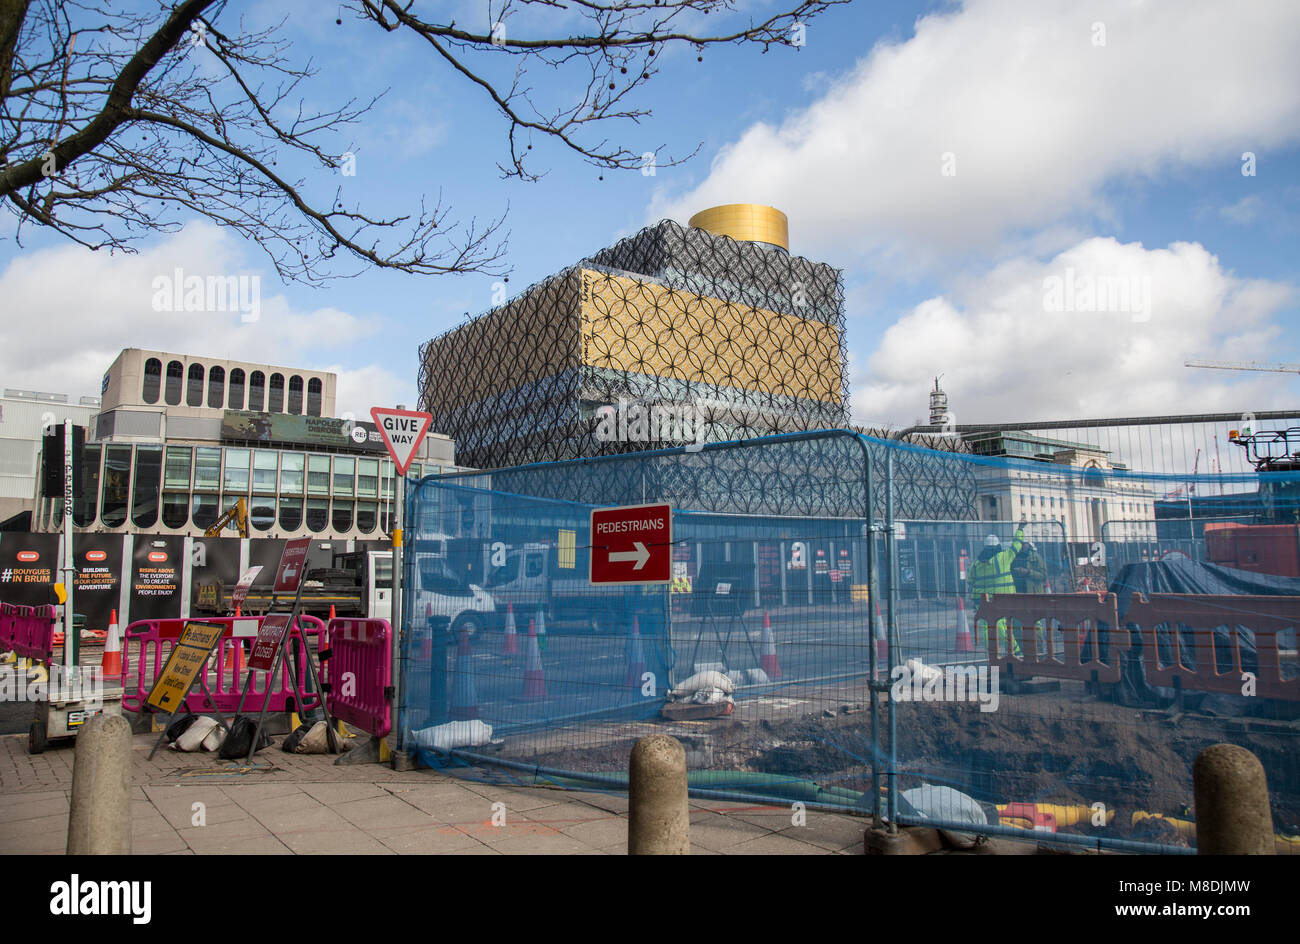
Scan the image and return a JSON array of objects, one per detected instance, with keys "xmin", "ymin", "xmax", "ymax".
[
  {"xmin": 55, "ymin": 443, "xmax": 451, "ymax": 534},
  {"xmin": 140, "ymin": 358, "xmax": 324, "ymax": 415},
  {"xmin": 1017, "ymin": 493, "xmax": 1153, "ymax": 516}
]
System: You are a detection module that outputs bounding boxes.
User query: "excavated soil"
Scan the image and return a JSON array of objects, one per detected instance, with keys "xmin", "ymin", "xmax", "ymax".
[{"xmin": 516, "ymin": 689, "xmax": 1299, "ymax": 843}]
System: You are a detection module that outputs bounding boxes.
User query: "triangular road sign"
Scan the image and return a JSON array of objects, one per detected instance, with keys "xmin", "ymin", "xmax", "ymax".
[{"xmin": 370, "ymin": 407, "xmax": 434, "ymax": 475}]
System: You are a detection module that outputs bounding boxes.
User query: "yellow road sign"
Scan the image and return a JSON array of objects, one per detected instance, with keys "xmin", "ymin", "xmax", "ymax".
[{"xmin": 145, "ymin": 621, "xmax": 225, "ymax": 712}]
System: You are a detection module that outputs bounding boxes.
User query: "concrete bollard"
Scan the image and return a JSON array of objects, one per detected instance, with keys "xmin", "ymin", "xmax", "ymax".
[
  {"xmin": 66, "ymin": 713, "xmax": 132, "ymax": 855},
  {"xmin": 628, "ymin": 734, "xmax": 690, "ymax": 855},
  {"xmin": 1193, "ymin": 743, "xmax": 1274, "ymax": 855}
]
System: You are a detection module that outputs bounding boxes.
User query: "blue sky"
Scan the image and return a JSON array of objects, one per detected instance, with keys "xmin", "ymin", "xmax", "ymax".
[{"xmin": 2, "ymin": 0, "xmax": 1298, "ymax": 428}]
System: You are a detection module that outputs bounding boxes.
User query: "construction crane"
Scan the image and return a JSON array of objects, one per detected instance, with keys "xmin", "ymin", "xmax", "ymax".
[
  {"xmin": 1184, "ymin": 359, "xmax": 1300, "ymax": 374},
  {"xmin": 204, "ymin": 497, "xmax": 248, "ymax": 538}
]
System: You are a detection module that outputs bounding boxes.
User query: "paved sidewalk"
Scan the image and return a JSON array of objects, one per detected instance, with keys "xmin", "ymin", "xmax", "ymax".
[{"xmin": 0, "ymin": 731, "xmax": 865, "ymax": 855}]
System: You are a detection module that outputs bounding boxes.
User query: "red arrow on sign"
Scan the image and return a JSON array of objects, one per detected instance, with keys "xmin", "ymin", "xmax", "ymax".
[
  {"xmin": 590, "ymin": 503, "xmax": 672, "ymax": 585},
  {"xmin": 370, "ymin": 407, "xmax": 434, "ymax": 475}
]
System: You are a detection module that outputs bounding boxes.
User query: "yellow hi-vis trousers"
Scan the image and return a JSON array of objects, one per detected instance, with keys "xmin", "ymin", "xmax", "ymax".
[{"xmin": 976, "ymin": 617, "xmax": 1023, "ymax": 658}]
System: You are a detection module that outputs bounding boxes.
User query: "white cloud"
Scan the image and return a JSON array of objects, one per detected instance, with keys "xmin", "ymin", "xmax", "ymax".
[
  {"xmin": 0, "ymin": 223, "xmax": 378, "ymax": 403},
  {"xmin": 652, "ymin": 0, "xmax": 1300, "ymax": 267},
  {"xmin": 1219, "ymin": 195, "xmax": 1264, "ymax": 225},
  {"xmin": 324, "ymin": 363, "xmax": 419, "ymax": 424},
  {"xmin": 854, "ymin": 237, "xmax": 1297, "ymax": 426}
]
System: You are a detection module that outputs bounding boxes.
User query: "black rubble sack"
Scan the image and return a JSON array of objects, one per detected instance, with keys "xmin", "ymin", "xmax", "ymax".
[
  {"xmin": 164, "ymin": 714, "xmax": 197, "ymax": 743},
  {"xmin": 218, "ymin": 715, "xmax": 272, "ymax": 759},
  {"xmin": 281, "ymin": 723, "xmax": 311, "ymax": 754}
]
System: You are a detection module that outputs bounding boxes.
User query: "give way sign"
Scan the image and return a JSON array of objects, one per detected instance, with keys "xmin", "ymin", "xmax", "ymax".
[
  {"xmin": 590, "ymin": 502, "xmax": 672, "ymax": 585},
  {"xmin": 370, "ymin": 407, "xmax": 434, "ymax": 475}
]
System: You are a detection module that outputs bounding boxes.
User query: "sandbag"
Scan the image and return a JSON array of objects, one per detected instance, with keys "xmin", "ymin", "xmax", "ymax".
[
  {"xmin": 164, "ymin": 714, "xmax": 197, "ymax": 743},
  {"xmin": 201, "ymin": 723, "xmax": 226, "ymax": 752},
  {"xmin": 671, "ymin": 670, "xmax": 734, "ymax": 696},
  {"xmin": 410, "ymin": 719, "xmax": 494, "ymax": 751},
  {"xmin": 173, "ymin": 716, "xmax": 219, "ymax": 752},
  {"xmin": 901, "ymin": 784, "xmax": 988, "ymax": 848},
  {"xmin": 296, "ymin": 721, "xmax": 336, "ymax": 754}
]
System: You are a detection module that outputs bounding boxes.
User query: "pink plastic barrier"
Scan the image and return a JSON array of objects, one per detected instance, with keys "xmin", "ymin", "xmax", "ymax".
[
  {"xmin": 0, "ymin": 602, "xmax": 17, "ymax": 652},
  {"xmin": 4, "ymin": 604, "xmax": 57, "ymax": 662},
  {"xmin": 324, "ymin": 618, "xmax": 392, "ymax": 738},
  {"xmin": 121, "ymin": 614, "xmax": 327, "ymax": 716}
]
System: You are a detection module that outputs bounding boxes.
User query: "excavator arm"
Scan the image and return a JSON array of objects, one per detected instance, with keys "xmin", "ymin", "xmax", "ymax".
[{"xmin": 204, "ymin": 497, "xmax": 248, "ymax": 538}]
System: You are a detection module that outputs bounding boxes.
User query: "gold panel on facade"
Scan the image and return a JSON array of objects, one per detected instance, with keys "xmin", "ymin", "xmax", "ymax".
[
  {"xmin": 579, "ymin": 269, "xmax": 841, "ymax": 404},
  {"xmin": 687, "ymin": 204, "xmax": 789, "ymax": 251}
]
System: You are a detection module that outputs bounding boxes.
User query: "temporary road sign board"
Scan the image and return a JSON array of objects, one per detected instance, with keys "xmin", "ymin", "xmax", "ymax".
[
  {"xmin": 248, "ymin": 613, "xmax": 293, "ymax": 672},
  {"xmin": 273, "ymin": 538, "xmax": 311, "ymax": 593},
  {"xmin": 145, "ymin": 621, "xmax": 226, "ymax": 712},
  {"xmin": 590, "ymin": 503, "xmax": 671, "ymax": 585},
  {"xmin": 232, "ymin": 565, "xmax": 264, "ymax": 608},
  {"xmin": 370, "ymin": 407, "xmax": 433, "ymax": 476}
]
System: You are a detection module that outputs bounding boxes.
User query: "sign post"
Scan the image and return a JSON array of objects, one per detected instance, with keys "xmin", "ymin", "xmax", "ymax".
[
  {"xmin": 62, "ymin": 420, "xmax": 76, "ymax": 679},
  {"xmin": 369, "ymin": 407, "xmax": 433, "ymax": 756}
]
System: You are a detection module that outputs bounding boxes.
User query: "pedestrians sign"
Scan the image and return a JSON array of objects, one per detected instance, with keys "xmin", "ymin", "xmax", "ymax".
[
  {"xmin": 590, "ymin": 503, "xmax": 672, "ymax": 585},
  {"xmin": 273, "ymin": 538, "xmax": 311, "ymax": 593},
  {"xmin": 370, "ymin": 407, "xmax": 433, "ymax": 475},
  {"xmin": 145, "ymin": 621, "xmax": 226, "ymax": 712}
]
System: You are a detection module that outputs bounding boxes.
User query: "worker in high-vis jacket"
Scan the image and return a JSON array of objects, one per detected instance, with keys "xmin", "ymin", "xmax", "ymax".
[{"xmin": 970, "ymin": 523, "xmax": 1025, "ymax": 656}]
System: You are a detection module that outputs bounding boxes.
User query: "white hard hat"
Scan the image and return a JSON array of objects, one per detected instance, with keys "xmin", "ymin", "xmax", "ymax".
[{"xmin": 984, "ymin": 534, "xmax": 1000, "ymax": 547}]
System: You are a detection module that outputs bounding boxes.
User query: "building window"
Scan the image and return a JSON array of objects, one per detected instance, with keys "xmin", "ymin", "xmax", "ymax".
[
  {"xmin": 333, "ymin": 456, "xmax": 354, "ymax": 496},
  {"xmin": 162, "ymin": 493, "xmax": 189, "ymax": 529},
  {"xmin": 332, "ymin": 501, "xmax": 353, "ymax": 533},
  {"xmin": 306, "ymin": 378, "xmax": 323, "ymax": 417},
  {"xmin": 131, "ymin": 446, "xmax": 163, "ymax": 529},
  {"xmin": 279, "ymin": 499, "xmax": 303, "ymax": 532},
  {"xmin": 223, "ymin": 448, "xmax": 250, "ymax": 493},
  {"xmin": 253, "ymin": 450, "xmax": 278, "ymax": 493},
  {"xmin": 73, "ymin": 444, "xmax": 101, "ymax": 527},
  {"xmin": 305, "ymin": 498, "xmax": 330, "ymax": 533},
  {"xmin": 142, "ymin": 358, "xmax": 162, "ymax": 404},
  {"xmin": 194, "ymin": 447, "xmax": 221, "ymax": 490},
  {"xmin": 164, "ymin": 446, "xmax": 192, "ymax": 490},
  {"xmin": 307, "ymin": 454, "xmax": 330, "ymax": 495},
  {"xmin": 228, "ymin": 368, "xmax": 246, "ymax": 410},
  {"xmin": 100, "ymin": 445, "xmax": 132, "ymax": 527},
  {"xmin": 287, "ymin": 375, "xmax": 304, "ymax": 414},
  {"xmin": 248, "ymin": 371, "xmax": 265, "ymax": 411},
  {"xmin": 268, "ymin": 372, "xmax": 285, "ymax": 413},
  {"xmin": 357, "ymin": 458, "xmax": 379, "ymax": 499},
  {"xmin": 164, "ymin": 360, "xmax": 184, "ymax": 405},
  {"xmin": 250, "ymin": 496, "xmax": 276, "ymax": 532},
  {"xmin": 191, "ymin": 494, "xmax": 219, "ymax": 531},
  {"xmin": 186, "ymin": 363, "xmax": 205, "ymax": 407},
  {"xmin": 280, "ymin": 453, "xmax": 304, "ymax": 495},
  {"xmin": 208, "ymin": 365, "xmax": 225, "ymax": 408},
  {"xmin": 357, "ymin": 502, "xmax": 377, "ymax": 534}
]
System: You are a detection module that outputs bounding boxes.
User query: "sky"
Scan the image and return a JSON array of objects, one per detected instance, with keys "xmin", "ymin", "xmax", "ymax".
[{"xmin": 2, "ymin": 0, "xmax": 1298, "ymax": 430}]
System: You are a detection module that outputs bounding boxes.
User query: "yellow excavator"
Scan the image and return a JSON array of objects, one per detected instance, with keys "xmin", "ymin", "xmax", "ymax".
[{"xmin": 204, "ymin": 497, "xmax": 248, "ymax": 538}]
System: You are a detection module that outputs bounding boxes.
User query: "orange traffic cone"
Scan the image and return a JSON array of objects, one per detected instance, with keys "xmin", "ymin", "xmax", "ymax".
[
  {"xmin": 328, "ymin": 604, "xmax": 337, "ymax": 621},
  {"xmin": 235, "ymin": 603, "xmax": 242, "ymax": 617},
  {"xmin": 100, "ymin": 609, "xmax": 122, "ymax": 678},
  {"xmin": 502, "ymin": 603, "xmax": 519, "ymax": 655},
  {"xmin": 759, "ymin": 611, "xmax": 781, "ymax": 680},
  {"xmin": 954, "ymin": 597, "xmax": 973, "ymax": 652},
  {"xmin": 522, "ymin": 618, "xmax": 547, "ymax": 699},
  {"xmin": 449, "ymin": 629, "xmax": 479, "ymax": 720},
  {"xmin": 625, "ymin": 615, "xmax": 646, "ymax": 690}
]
